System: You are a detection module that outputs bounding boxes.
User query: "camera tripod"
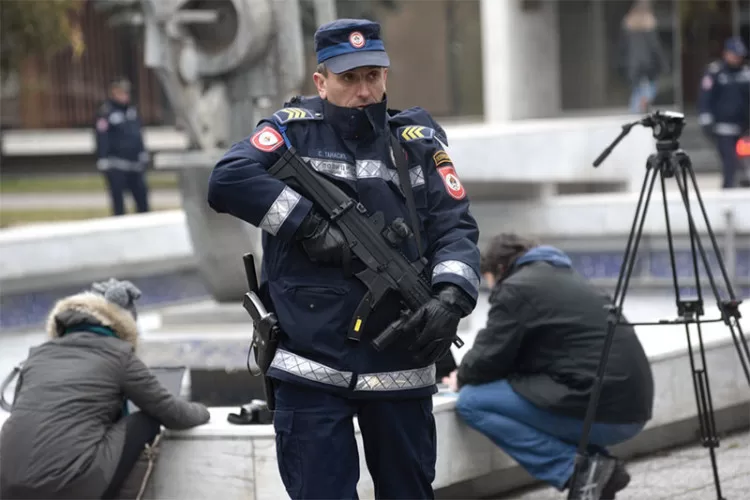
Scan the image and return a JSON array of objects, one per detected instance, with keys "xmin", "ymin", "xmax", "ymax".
[{"xmin": 569, "ymin": 111, "xmax": 750, "ymax": 500}]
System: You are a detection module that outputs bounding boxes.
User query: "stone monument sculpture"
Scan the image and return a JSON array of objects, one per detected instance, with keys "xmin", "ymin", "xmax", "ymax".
[
  {"xmin": 101, "ymin": 0, "xmax": 309, "ymax": 301},
  {"xmin": 145, "ymin": 0, "xmax": 307, "ymax": 302}
]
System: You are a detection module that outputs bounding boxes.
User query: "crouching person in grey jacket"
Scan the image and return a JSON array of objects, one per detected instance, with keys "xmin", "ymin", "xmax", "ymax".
[{"xmin": 0, "ymin": 279, "xmax": 211, "ymax": 499}]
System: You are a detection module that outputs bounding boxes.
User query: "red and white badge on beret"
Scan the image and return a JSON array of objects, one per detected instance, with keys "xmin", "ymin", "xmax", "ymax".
[
  {"xmin": 349, "ymin": 31, "xmax": 365, "ymax": 49},
  {"xmin": 438, "ymin": 166, "xmax": 466, "ymax": 200},
  {"xmin": 250, "ymin": 126, "xmax": 284, "ymax": 152}
]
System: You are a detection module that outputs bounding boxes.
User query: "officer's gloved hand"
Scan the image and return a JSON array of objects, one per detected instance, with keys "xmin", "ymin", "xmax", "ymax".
[
  {"xmin": 296, "ymin": 211, "xmax": 349, "ymax": 266},
  {"xmin": 400, "ymin": 284, "xmax": 474, "ymax": 365}
]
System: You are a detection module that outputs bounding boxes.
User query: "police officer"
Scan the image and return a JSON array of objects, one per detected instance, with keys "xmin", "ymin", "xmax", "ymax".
[
  {"xmin": 208, "ymin": 18, "xmax": 481, "ymax": 499},
  {"xmin": 94, "ymin": 77, "xmax": 151, "ymax": 215},
  {"xmin": 698, "ymin": 36, "xmax": 750, "ymax": 189}
]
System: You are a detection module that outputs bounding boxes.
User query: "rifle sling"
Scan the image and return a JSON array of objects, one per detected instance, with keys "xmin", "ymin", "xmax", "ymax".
[{"xmin": 389, "ymin": 133, "xmax": 423, "ymax": 259}]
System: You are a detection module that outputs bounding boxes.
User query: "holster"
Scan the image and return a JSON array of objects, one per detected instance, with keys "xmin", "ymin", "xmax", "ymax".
[
  {"xmin": 262, "ymin": 376, "xmax": 276, "ymax": 412},
  {"xmin": 254, "ymin": 282, "xmax": 279, "ymax": 411},
  {"xmin": 241, "ymin": 254, "xmax": 280, "ymax": 412},
  {"xmin": 252, "ymin": 311, "xmax": 281, "ymax": 375}
]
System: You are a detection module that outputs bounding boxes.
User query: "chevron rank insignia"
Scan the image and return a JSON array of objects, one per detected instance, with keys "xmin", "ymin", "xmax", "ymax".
[
  {"xmin": 399, "ymin": 125, "xmax": 435, "ymax": 142},
  {"xmin": 273, "ymin": 107, "xmax": 321, "ymax": 124}
]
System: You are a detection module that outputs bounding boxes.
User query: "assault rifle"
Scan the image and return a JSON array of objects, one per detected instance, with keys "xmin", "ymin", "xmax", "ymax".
[{"xmin": 267, "ymin": 147, "xmax": 464, "ymax": 351}]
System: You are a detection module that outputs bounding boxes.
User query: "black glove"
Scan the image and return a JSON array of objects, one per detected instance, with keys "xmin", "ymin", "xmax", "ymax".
[
  {"xmin": 295, "ymin": 211, "xmax": 349, "ymax": 266},
  {"xmin": 400, "ymin": 284, "xmax": 474, "ymax": 365}
]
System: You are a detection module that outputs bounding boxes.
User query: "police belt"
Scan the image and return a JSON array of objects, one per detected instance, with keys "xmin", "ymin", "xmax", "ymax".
[{"xmin": 269, "ymin": 348, "xmax": 436, "ymax": 391}]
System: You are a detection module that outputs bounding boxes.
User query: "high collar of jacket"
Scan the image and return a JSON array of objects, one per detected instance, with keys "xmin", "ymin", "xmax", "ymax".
[
  {"xmin": 108, "ymin": 98, "xmax": 129, "ymax": 110},
  {"xmin": 46, "ymin": 292, "xmax": 139, "ymax": 349},
  {"xmin": 323, "ymin": 97, "xmax": 389, "ymax": 139},
  {"xmin": 513, "ymin": 245, "xmax": 573, "ymax": 270},
  {"xmin": 722, "ymin": 60, "xmax": 743, "ymax": 73}
]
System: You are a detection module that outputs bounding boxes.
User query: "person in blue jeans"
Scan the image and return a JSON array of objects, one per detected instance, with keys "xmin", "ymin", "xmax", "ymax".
[{"xmin": 444, "ymin": 233, "xmax": 654, "ymax": 500}]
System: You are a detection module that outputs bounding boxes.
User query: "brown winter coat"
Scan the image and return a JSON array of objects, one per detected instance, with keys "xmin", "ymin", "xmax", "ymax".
[{"xmin": 0, "ymin": 292, "xmax": 210, "ymax": 499}]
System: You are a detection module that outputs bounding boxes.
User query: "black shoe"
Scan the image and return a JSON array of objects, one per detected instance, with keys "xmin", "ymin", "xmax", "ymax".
[
  {"xmin": 227, "ymin": 400, "xmax": 273, "ymax": 425},
  {"xmin": 567, "ymin": 454, "xmax": 616, "ymax": 500},
  {"xmin": 600, "ymin": 459, "xmax": 630, "ymax": 499}
]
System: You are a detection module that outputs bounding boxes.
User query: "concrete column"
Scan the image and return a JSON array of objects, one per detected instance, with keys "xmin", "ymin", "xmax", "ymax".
[
  {"xmin": 480, "ymin": 0, "xmax": 512, "ymax": 122},
  {"xmin": 480, "ymin": 0, "xmax": 562, "ymax": 122},
  {"xmin": 313, "ymin": 0, "xmax": 336, "ymax": 27}
]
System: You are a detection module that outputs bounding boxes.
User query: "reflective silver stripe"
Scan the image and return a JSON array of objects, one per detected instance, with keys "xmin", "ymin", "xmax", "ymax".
[
  {"xmin": 271, "ymin": 349, "xmax": 351, "ymax": 388},
  {"xmin": 356, "ymin": 159, "xmax": 389, "ymax": 180},
  {"xmin": 355, "ymin": 365, "xmax": 436, "ymax": 391},
  {"xmin": 304, "ymin": 158, "xmax": 356, "ymax": 180},
  {"xmin": 715, "ymin": 123, "xmax": 742, "ymax": 136},
  {"xmin": 409, "ymin": 166, "xmax": 425, "ymax": 187},
  {"xmin": 698, "ymin": 113, "xmax": 714, "ymax": 125},
  {"xmin": 270, "ymin": 349, "xmax": 435, "ymax": 391},
  {"xmin": 102, "ymin": 157, "xmax": 142, "ymax": 171},
  {"xmin": 302, "ymin": 157, "xmax": 424, "ymax": 188},
  {"xmin": 259, "ymin": 186, "xmax": 301, "ymax": 236},
  {"xmin": 432, "ymin": 260, "xmax": 480, "ymax": 291}
]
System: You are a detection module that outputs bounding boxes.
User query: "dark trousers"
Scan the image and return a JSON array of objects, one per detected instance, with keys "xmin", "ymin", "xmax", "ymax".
[
  {"xmin": 716, "ymin": 134, "xmax": 743, "ymax": 189},
  {"xmin": 273, "ymin": 380, "xmax": 436, "ymax": 500},
  {"xmin": 104, "ymin": 169, "xmax": 150, "ymax": 216},
  {"xmin": 101, "ymin": 413, "xmax": 161, "ymax": 499}
]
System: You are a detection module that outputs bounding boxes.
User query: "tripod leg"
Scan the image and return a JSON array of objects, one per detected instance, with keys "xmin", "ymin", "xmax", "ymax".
[
  {"xmin": 659, "ymin": 170, "xmax": 683, "ymax": 308},
  {"xmin": 666, "ymin": 163, "xmax": 725, "ymax": 500},
  {"xmin": 568, "ymin": 164, "xmax": 660, "ymax": 499},
  {"xmin": 676, "ymin": 159, "xmax": 750, "ymax": 386},
  {"xmin": 612, "ymin": 155, "xmax": 659, "ymax": 301},
  {"xmin": 685, "ymin": 320, "xmax": 725, "ymax": 500}
]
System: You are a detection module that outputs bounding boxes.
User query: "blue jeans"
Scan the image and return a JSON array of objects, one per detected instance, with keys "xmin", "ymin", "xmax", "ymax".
[
  {"xmin": 455, "ymin": 380, "xmax": 645, "ymax": 490},
  {"xmin": 629, "ymin": 78, "xmax": 657, "ymax": 113}
]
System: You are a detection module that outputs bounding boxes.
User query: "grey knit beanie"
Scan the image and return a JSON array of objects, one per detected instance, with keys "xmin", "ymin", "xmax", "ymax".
[{"xmin": 90, "ymin": 278, "xmax": 142, "ymax": 319}]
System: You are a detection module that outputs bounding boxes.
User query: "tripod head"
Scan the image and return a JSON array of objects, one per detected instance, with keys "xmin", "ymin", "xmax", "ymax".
[{"xmin": 593, "ymin": 110, "xmax": 687, "ymax": 167}]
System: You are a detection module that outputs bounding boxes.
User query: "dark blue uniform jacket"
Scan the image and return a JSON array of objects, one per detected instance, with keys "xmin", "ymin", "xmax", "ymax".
[
  {"xmin": 698, "ymin": 60, "xmax": 750, "ymax": 136},
  {"xmin": 208, "ymin": 96, "xmax": 480, "ymax": 399},
  {"xmin": 94, "ymin": 99, "xmax": 147, "ymax": 169}
]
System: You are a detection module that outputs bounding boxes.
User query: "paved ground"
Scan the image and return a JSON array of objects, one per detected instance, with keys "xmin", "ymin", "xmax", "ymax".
[{"xmin": 498, "ymin": 430, "xmax": 750, "ymax": 500}]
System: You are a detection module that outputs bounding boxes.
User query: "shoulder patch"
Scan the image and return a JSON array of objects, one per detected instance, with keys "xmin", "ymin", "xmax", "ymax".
[
  {"xmin": 96, "ymin": 117, "xmax": 109, "ymax": 133},
  {"xmin": 273, "ymin": 107, "xmax": 321, "ymax": 125},
  {"xmin": 437, "ymin": 166, "xmax": 465, "ymax": 200},
  {"xmin": 707, "ymin": 61, "xmax": 721, "ymax": 73},
  {"xmin": 702, "ymin": 75, "xmax": 713, "ymax": 90},
  {"xmin": 399, "ymin": 125, "xmax": 435, "ymax": 142},
  {"xmin": 250, "ymin": 126, "xmax": 284, "ymax": 152},
  {"xmin": 432, "ymin": 149, "xmax": 453, "ymax": 168}
]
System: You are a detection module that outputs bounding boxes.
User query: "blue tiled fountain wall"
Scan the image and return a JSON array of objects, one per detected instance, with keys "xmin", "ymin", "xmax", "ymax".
[{"xmin": 1, "ymin": 248, "xmax": 748, "ymax": 331}]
